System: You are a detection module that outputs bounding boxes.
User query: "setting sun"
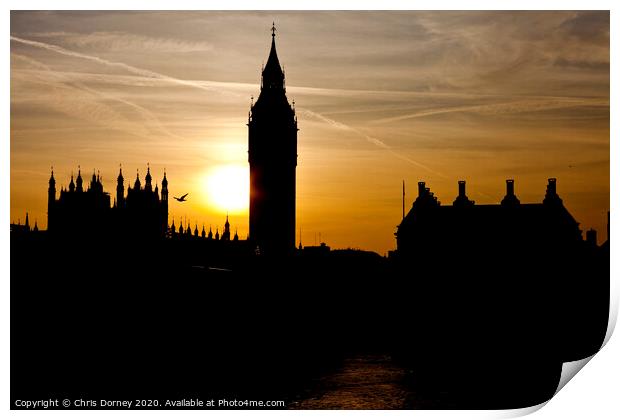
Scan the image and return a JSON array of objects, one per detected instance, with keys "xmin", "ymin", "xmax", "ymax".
[{"xmin": 204, "ymin": 164, "xmax": 249, "ymax": 213}]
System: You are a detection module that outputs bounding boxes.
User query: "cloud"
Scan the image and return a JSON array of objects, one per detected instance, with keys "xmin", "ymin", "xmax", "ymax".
[
  {"xmin": 558, "ymin": 12, "xmax": 609, "ymax": 43},
  {"xmin": 369, "ymin": 97, "xmax": 609, "ymax": 125},
  {"xmin": 10, "ymin": 35, "xmax": 477, "ymax": 176},
  {"xmin": 10, "ymin": 36, "xmax": 231, "ymax": 96},
  {"xmin": 299, "ymin": 108, "xmax": 446, "ymax": 178},
  {"xmin": 11, "ymin": 54, "xmax": 186, "ymax": 142},
  {"xmin": 24, "ymin": 31, "xmax": 214, "ymax": 53}
]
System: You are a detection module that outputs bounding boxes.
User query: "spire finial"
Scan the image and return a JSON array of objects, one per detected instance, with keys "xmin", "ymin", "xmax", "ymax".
[{"xmin": 271, "ymin": 22, "xmax": 276, "ymax": 38}]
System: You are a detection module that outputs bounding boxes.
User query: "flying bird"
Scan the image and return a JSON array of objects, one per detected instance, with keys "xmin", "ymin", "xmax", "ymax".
[{"xmin": 174, "ymin": 193, "xmax": 189, "ymax": 202}]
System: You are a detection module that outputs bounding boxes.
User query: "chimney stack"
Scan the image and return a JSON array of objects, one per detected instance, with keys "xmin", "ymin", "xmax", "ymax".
[
  {"xmin": 453, "ymin": 180, "xmax": 474, "ymax": 206},
  {"xmin": 458, "ymin": 180, "xmax": 466, "ymax": 197},
  {"xmin": 506, "ymin": 179, "xmax": 515, "ymax": 196},
  {"xmin": 547, "ymin": 178, "xmax": 557, "ymax": 196},
  {"xmin": 418, "ymin": 181, "xmax": 426, "ymax": 197},
  {"xmin": 501, "ymin": 179, "xmax": 520, "ymax": 206},
  {"xmin": 543, "ymin": 177, "xmax": 563, "ymax": 205}
]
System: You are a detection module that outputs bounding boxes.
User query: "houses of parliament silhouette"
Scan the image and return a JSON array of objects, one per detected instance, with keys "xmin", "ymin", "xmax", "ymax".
[
  {"xmin": 44, "ymin": 165, "xmax": 237, "ymax": 242},
  {"xmin": 46, "ymin": 166, "xmax": 168, "ymax": 239}
]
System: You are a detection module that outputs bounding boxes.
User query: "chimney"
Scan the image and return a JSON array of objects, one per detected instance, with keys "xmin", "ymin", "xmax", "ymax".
[
  {"xmin": 458, "ymin": 180, "xmax": 466, "ymax": 197},
  {"xmin": 418, "ymin": 181, "xmax": 425, "ymax": 197},
  {"xmin": 586, "ymin": 229, "xmax": 597, "ymax": 247},
  {"xmin": 547, "ymin": 178, "xmax": 557, "ymax": 196},
  {"xmin": 543, "ymin": 177, "xmax": 563, "ymax": 206},
  {"xmin": 506, "ymin": 179, "xmax": 515, "ymax": 196}
]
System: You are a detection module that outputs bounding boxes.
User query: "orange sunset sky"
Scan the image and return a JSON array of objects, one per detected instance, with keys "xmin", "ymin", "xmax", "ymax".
[{"xmin": 10, "ymin": 11, "xmax": 609, "ymax": 254}]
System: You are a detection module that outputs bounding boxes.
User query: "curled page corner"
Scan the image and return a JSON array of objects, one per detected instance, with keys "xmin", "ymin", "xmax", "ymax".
[
  {"xmin": 555, "ymin": 355, "xmax": 595, "ymax": 396},
  {"xmin": 494, "ymin": 401, "xmax": 548, "ymax": 418},
  {"xmin": 554, "ymin": 300, "xmax": 617, "ymax": 396}
]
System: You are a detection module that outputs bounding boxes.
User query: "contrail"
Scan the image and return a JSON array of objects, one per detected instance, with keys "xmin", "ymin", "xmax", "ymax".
[
  {"xmin": 12, "ymin": 35, "xmax": 446, "ymax": 177},
  {"xmin": 12, "ymin": 53, "xmax": 185, "ymax": 141},
  {"xmin": 11, "ymin": 35, "xmax": 225, "ymax": 94},
  {"xmin": 370, "ymin": 97, "xmax": 609, "ymax": 125},
  {"xmin": 299, "ymin": 108, "xmax": 446, "ymax": 178}
]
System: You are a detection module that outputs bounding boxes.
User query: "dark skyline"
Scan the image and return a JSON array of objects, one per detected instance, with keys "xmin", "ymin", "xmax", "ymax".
[{"xmin": 10, "ymin": 11, "xmax": 610, "ymax": 254}]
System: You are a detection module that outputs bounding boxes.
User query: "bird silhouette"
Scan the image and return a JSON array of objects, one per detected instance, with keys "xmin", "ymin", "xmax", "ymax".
[{"xmin": 173, "ymin": 193, "xmax": 189, "ymax": 202}]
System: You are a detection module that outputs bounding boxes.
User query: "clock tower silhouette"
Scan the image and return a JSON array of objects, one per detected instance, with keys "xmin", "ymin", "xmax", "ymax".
[{"xmin": 248, "ymin": 24, "xmax": 298, "ymax": 255}]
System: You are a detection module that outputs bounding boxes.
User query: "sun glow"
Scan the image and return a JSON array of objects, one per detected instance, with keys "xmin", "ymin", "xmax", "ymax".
[{"xmin": 204, "ymin": 165, "xmax": 249, "ymax": 213}]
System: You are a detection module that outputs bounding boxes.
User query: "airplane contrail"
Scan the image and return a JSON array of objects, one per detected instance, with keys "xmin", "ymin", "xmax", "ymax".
[
  {"xmin": 12, "ymin": 35, "xmax": 446, "ymax": 178},
  {"xmin": 299, "ymin": 108, "xmax": 446, "ymax": 178},
  {"xmin": 11, "ymin": 35, "xmax": 224, "ymax": 94},
  {"xmin": 370, "ymin": 97, "xmax": 609, "ymax": 125},
  {"xmin": 12, "ymin": 52, "xmax": 186, "ymax": 141}
]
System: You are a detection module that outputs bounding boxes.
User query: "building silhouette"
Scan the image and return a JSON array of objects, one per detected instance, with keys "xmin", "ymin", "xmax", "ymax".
[
  {"xmin": 47, "ymin": 166, "xmax": 168, "ymax": 238},
  {"xmin": 10, "ymin": 212, "xmax": 33, "ymax": 234},
  {"xmin": 248, "ymin": 24, "xmax": 298, "ymax": 255},
  {"xmin": 168, "ymin": 214, "xmax": 238, "ymax": 242},
  {"xmin": 396, "ymin": 178, "xmax": 584, "ymax": 255}
]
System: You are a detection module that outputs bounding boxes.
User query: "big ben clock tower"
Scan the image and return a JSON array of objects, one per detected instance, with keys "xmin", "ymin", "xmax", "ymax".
[{"xmin": 248, "ymin": 24, "xmax": 298, "ymax": 255}]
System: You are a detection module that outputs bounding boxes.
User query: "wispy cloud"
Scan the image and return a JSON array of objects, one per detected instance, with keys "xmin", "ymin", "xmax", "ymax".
[
  {"xmin": 12, "ymin": 53, "xmax": 186, "ymax": 142},
  {"xmin": 11, "ymin": 36, "xmax": 232, "ymax": 96},
  {"xmin": 25, "ymin": 31, "xmax": 214, "ymax": 53},
  {"xmin": 369, "ymin": 97, "xmax": 609, "ymax": 124},
  {"xmin": 12, "ymin": 35, "xmax": 451, "ymax": 178},
  {"xmin": 300, "ymin": 108, "xmax": 446, "ymax": 178}
]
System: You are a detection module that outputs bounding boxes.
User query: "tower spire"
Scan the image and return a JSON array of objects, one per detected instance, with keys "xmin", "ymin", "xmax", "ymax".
[
  {"xmin": 261, "ymin": 23, "xmax": 284, "ymax": 91},
  {"xmin": 48, "ymin": 167, "xmax": 56, "ymax": 231},
  {"xmin": 76, "ymin": 165, "xmax": 83, "ymax": 193},
  {"xmin": 134, "ymin": 169, "xmax": 141, "ymax": 190},
  {"xmin": 145, "ymin": 163, "xmax": 152, "ymax": 191},
  {"xmin": 69, "ymin": 171, "xmax": 75, "ymax": 192}
]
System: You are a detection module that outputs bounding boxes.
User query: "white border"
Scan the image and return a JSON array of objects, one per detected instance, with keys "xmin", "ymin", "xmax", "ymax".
[{"xmin": 4, "ymin": 2, "xmax": 617, "ymax": 419}]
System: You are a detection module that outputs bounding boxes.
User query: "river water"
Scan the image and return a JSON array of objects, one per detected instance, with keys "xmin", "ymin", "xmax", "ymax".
[{"xmin": 288, "ymin": 353, "xmax": 455, "ymax": 409}]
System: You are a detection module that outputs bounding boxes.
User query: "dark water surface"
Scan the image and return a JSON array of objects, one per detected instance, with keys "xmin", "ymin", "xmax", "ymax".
[{"xmin": 289, "ymin": 353, "xmax": 454, "ymax": 409}]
